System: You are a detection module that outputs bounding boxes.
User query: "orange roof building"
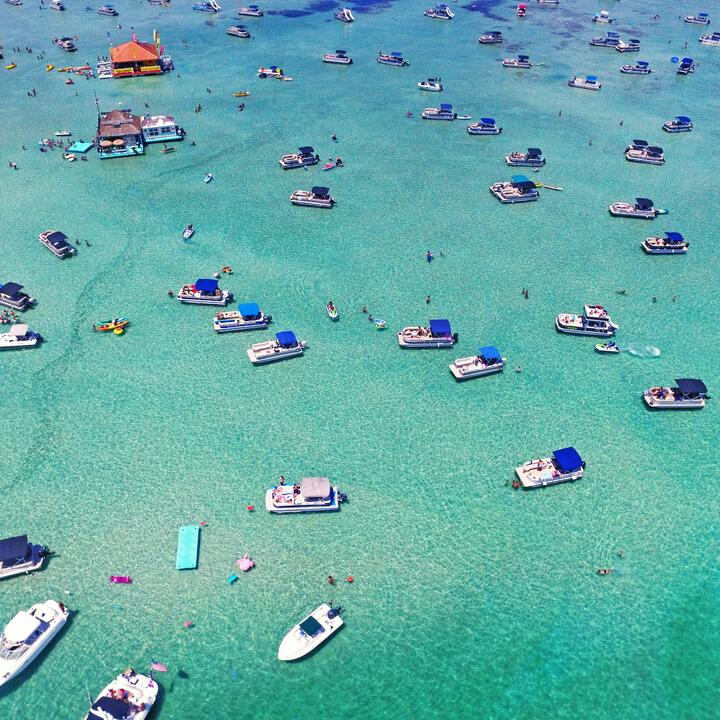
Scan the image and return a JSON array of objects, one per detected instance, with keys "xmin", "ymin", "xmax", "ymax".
[{"xmin": 109, "ymin": 38, "xmax": 162, "ymax": 78}]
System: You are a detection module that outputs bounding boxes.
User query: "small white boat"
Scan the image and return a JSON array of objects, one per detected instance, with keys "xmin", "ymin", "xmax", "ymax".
[
  {"xmin": 290, "ymin": 187, "xmax": 334, "ymax": 208},
  {"xmin": 421, "ymin": 104, "xmax": 460, "ymax": 121},
  {"xmin": 334, "ymin": 6, "xmax": 354, "ymax": 22},
  {"xmin": 677, "ymin": 57, "xmax": 695, "ymax": 74},
  {"xmin": 177, "ymin": 278, "xmax": 233, "ymax": 305},
  {"xmin": 265, "ymin": 477, "xmax": 342, "ymax": 514},
  {"xmin": 609, "ymin": 198, "xmax": 662, "ymax": 219},
  {"xmin": 537, "ymin": 0, "xmax": 559, "ymax": 5},
  {"xmin": 615, "ymin": 39, "xmax": 640, "ymax": 53},
  {"xmin": 97, "ymin": 4, "xmax": 118, "ymax": 15},
  {"xmin": 397, "ymin": 319, "xmax": 457, "ymax": 348},
  {"xmin": 84, "ymin": 669, "xmax": 158, "ymax": 720},
  {"xmin": 555, "ymin": 313, "xmax": 615, "ymax": 337},
  {"xmin": 237, "ymin": 4, "xmax": 263, "ymax": 16},
  {"xmin": 0, "ymin": 600, "xmax": 69, "ymax": 688},
  {"xmin": 568, "ymin": 74, "xmax": 601, "ymax": 90},
  {"xmin": 490, "ymin": 175, "xmax": 539, "ymax": 203},
  {"xmin": 39, "ymin": 229, "xmax": 76, "ymax": 258},
  {"xmin": 50, "ymin": 0, "xmax": 65, "ymax": 9},
  {"xmin": 278, "ymin": 603, "xmax": 344, "ymax": 661},
  {"xmin": 479, "ymin": 31, "xmax": 503, "ymax": 44},
  {"xmin": 449, "ymin": 346, "xmax": 506, "ymax": 380},
  {"xmin": 592, "ymin": 10, "xmax": 613, "ymax": 23},
  {"xmin": 699, "ymin": 32, "xmax": 720, "ymax": 45},
  {"xmin": 515, "ymin": 447, "xmax": 585, "ymax": 489},
  {"xmin": 213, "ymin": 302, "xmax": 271, "ymax": 332},
  {"xmin": 589, "ymin": 31, "xmax": 620, "ymax": 47},
  {"xmin": 503, "ymin": 54, "xmax": 532, "ymax": 68},
  {"xmin": 193, "ymin": 0, "xmax": 220, "ymax": 11},
  {"xmin": 0, "ymin": 535, "xmax": 48, "ymax": 579},
  {"xmin": 54, "ymin": 130, "xmax": 72, "ymax": 137},
  {"xmin": 663, "ymin": 115, "xmax": 692, "ymax": 133},
  {"xmin": 505, "ymin": 148, "xmax": 545, "ymax": 166},
  {"xmin": 182, "ymin": 225, "xmax": 195, "ymax": 240},
  {"xmin": 467, "ymin": 117, "xmax": 502, "ymax": 135},
  {"xmin": 280, "ymin": 146, "xmax": 319, "ymax": 169},
  {"xmin": 595, "ymin": 341, "xmax": 619, "ymax": 353},
  {"xmin": 323, "ymin": 50, "xmax": 352, "ymax": 64},
  {"xmin": 226, "ymin": 25, "xmax": 251, "ymax": 38},
  {"xmin": 685, "ymin": 13, "xmax": 710, "ymax": 25},
  {"xmin": 247, "ymin": 331, "xmax": 307, "ymax": 364},
  {"xmin": 418, "ymin": 77, "xmax": 443, "ymax": 92},
  {"xmin": 326, "ymin": 302, "xmax": 338, "ymax": 320},
  {"xmin": 377, "ymin": 51, "xmax": 409, "ymax": 67},
  {"xmin": 204, "ymin": 172, "xmax": 213, "ymax": 183},
  {"xmin": 620, "ymin": 60, "xmax": 651, "ymax": 74},
  {"xmin": 643, "ymin": 379, "xmax": 708, "ymax": 410},
  {"xmin": 62, "ymin": 153, "xmax": 77, "ymax": 162},
  {"xmin": 0, "ymin": 324, "xmax": 43, "ymax": 350},
  {"xmin": 424, "ymin": 3, "xmax": 453, "ymax": 19},
  {"xmin": 625, "ymin": 140, "xmax": 664, "ymax": 165},
  {"xmin": 642, "ymin": 232, "xmax": 688, "ymax": 254},
  {"xmin": 5, "ymin": 0, "xmax": 22, "ymax": 5}
]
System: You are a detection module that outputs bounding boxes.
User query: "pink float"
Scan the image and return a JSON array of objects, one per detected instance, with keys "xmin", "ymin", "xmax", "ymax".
[
  {"xmin": 236, "ymin": 554, "xmax": 255, "ymax": 572},
  {"xmin": 109, "ymin": 575, "xmax": 132, "ymax": 584}
]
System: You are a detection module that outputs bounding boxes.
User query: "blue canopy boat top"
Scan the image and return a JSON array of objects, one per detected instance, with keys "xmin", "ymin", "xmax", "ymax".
[
  {"xmin": 664, "ymin": 232, "xmax": 685, "ymax": 244},
  {"xmin": 440, "ymin": 103, "xmax": 453, "ymax": 112},
  {"xmin": 675, "ymin": 115, "xmax": 692, "ymax": 124},
  {"xmin": 511, "ymin": 174, "xmax": 538, "ymax": 190},
  {"xmin": 586, "ymin": 75, "xmax": 598, "ymax": 82},
  {"xmin": 674, "ymin": 378, "xmax": 708, "ymax": 396},
  {"xmin": 480, "ymin": 117, "xmax": 496, "ymax": 125},
  {"xmin": 0, "ymin": 535, "xmax": 30, "ymax": 564},
  {"xmin": 429, "ymin": 318, "xmax": 452, "ymax": 337},
  {"xmin": 0, "ymin": 282, "xmax": 25, "ymax": 299},
  {"xmin": 194, "ymin": 278, "xmax": 219, "ymax": 294},
  {"xmin": 276, "ymin": 330, "xmax": 298, "ymax": 348},
  {"xmin": 636, "ymin": 61, "xmax": 649, "ymax": 67},
  {"xmin": 391, "ymin": 51, "xmax": 403, "ymax": 58},
  {"xmin": 635, "ymin": 198, "xmax": 654, "ymax": 210},
  {"xmin": 630, "ymin": 139, "xmax": 649, "ymax": 148},
  {"xmin": 239, "ymin": 302, "xmax": 261, "ymax": 319},
  {"xmin": 311, "ymin": 186, "xmax": 330, "ymax": 197},
  {"xmin": 478, "ymin": 346, "xmax": 502, "ymax": 362},
  {"xmin": 552, "ymin": 447, "xmax": 584, "ymax": 473},
  {"xmin": 298, "ymin": 146, "xmax": 315, "ymax": 155},
  {"xmin": 517, "ymin": 54, "xmax": 530, "ymax": 61},
  {"xmin": 527, "ymin": 147, "xmax": 542, "ymax": 157}
]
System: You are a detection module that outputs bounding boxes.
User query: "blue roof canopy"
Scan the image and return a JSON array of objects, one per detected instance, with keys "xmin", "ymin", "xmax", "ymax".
[
  {"xmin": 664, "ymin": 231, "xmax": 684, "ymax": 242},
  {"xmin": 586, "ymin": 75, "xmax": 597, "ymax": 82},
  {"xmin": 607, "ymin": 31, "xmax": 620, "ymax": 36},
  {"xmin": 312, "ymin": 186, "xmax": 330, "ymax": 196},
  {"xmin": 298, "ymin": 146, "xmax": 314, "ymax": 154},
  {"xmin": 429, "ymin": 319, "xmax": 451, "ymax": 336},
  {"xmin": 518, "ymin": 54, "xmax": 529, "ymax": 60},
  {"xmin": 675, "ymin": 378, "xmax": 707, "ymax": 394},
  {"xmin": 681, "ymin": 57, "xmax": 694, "ymax": 63},
  {"xmin": 511, "ymin": 174, "xmax": 531, "ymax": 183},
  {"xmin": 479, "ymin": 346, "xmax": 502, "ymax": 362},
  {"xmin": 0, "ymin": 282, "xmax": 24, "ymax": 298},
  {"xmin": 632, "ymin": 139, "xmax": 648, "ymax": 147},
  {"xmin": 480, "ymin": 117, "xmax": 495, "ymax": 124},
  {"xmin": 676, "ymin": 115, "xmax": 691, "ymax": 123},
  {"xmin": 637, "ymin": 61, "xmax": 649, "ymax": 66},
  {"xmin": 0, "ymin": 535, "xmax": 29, "ymax": 562},
  {"xmin": 239, "ymin": 302, "xmax": 260, "ymax": 318},
  {"xmin": 440, "ymin": 103, "xmax": 453, "ymax": 111},
  {"xmin": 553, "ymin": 447, "xmax": 583, "ymax": 473},
  {"xmin": 391, "ymin": 51, "xmax": 403, "ymax": 57},
  {"xmin": 636, "ymin": 198, "xmax": 653, "ymax": 209},
  {"xmin": 195, "ymin": 278, "xmax": 218, "ymax": 293},
  {"xmin": 276, "ymin": 331, "xmax": 297, "ymax": 347},
  {"xmin": 527, "ymin": 147, "xmax": 542, "ymax": 155}
]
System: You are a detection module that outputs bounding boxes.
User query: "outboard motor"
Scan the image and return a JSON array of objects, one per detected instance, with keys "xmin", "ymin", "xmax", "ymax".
[
  {"xmin": 339, "ymin": 492, "xmax": 348, "ymax": 503},
  {"xmin": 327, "ymin": 605, "xmax": 342, "ymax": 619},
  {"xmin": 452, "ymin": 332, "xmax": 459, "ymax": 341}
]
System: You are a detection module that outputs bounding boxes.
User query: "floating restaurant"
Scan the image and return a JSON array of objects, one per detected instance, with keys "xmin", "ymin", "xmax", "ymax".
[
  {"xmin": 108, "ymin": 31, "xmax": 172, "ymax": 78},
  {"xmin": 96, "ymin": 109, "xmax": 145, "ymax": 158}
]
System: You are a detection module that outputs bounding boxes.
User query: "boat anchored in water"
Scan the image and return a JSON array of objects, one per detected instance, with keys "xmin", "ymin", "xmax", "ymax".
[
  {"xmin": 515, "ymin": 447, "xmax": 585, "ymax": 489},
  {"xmin": 334, "ymin": 6, "xmax": 354, "ymax": 22},
  {"xmin": 568, "ymin": 74, "xmax": 601, "ymax": 90},
  {"xmin": 323, "ymin": 50, "xmax": 352, "ymax": 64},
  {"xmin": 517, "ymin": 3, "xmax": 526, "ymax": 16},
  {"xmin": 397, "ymin": 319, "xmax": 457, "ymax": 348},
  {"xmin": 685, "ymin": 12, "xmax": 710, "ymax": 25},
  {"xmin": 227, "ymin": 25, "xmax": 251, "ymax": 38},
  {"xmin": 53, "ymin": 37, "xmax": 77, "ymax": 52},
  {"xmin": 699, "ymin": 32, "xmax": 720, "ymax": 45},
  {"xmin": 590, "ymin": 31, "xmax": 620, "ymax": 47},
  {"xmin": 278, "ymin": 604, "xmax": 344, "ymax": 661},
  {"xmin": 506, "ymin": 147, "xmax": 545, "ymax": 166},
  {"xmin": 326, "ymin": 301, "xmax": 338, "ymax": 320},
  {"xmin": 290, "ymin": 186, "xmax": 334, "ymax": 208},
  {"xmin": 418, "ymin": 77, "xmax": 443, "ymax": 91},
  {"xmin": 280, "ymin": 146, "xmax": 319, "ymax": 169},
  {"xmin": 0, "ymin": 536, "xmax": 48, "ymax": 578},
  {"xmin": 39, "ymin": 229, "xmax": 76, "ymax": 258},
  {"xmin": 595, "ymin": 341, "xmax": 619, "ymax": 353},
  {"xmin": 642, "ymin": 231, "xmax": 688, "ymax": 254},
  {"xmin": 449, "ymin": 346, "xmax": 506, "ymax": 380},
  {"xmin": 421, "ymin": 104, "xmax": 464, "ymax": 120},
  {"xmin": 555, "ymin": 312, "xmax": 616, "ymax": 337},
  {"xmin": 0, "ymin": 324, "xmax": 43, "ymax": 349},
  {"xmin": 247, "ymin": 330, "xmax": 307, "ymax": 364},
  {"xmin": 677, "ymin": 57, "xmax": 695, "ymax": 74},
  {"xmin": 213, "ymin": 302, "xmax": 271, "ymax": 332},
  {"xmin": 616, "ymin": 38, "xmax": 640, "ymax": 52},
  {"xmin": 625, "ymin": 140, "xmax": 664, "ymax": 165},
  {"xmin": 177, "ymin": 278, "xmax": 233, "ymax": 305},
  {"xmin": 424, "ymin": 3, "xmax": 453, "ymax": 19},
  {"xmin": 593, "ymin": 10, "xmax": 613, "ymax": 23},
  {"xmin": 663, "ymin": 115, "xmax": 692, "ymax": 133},
  {"xmin": 490, "ymin": 175, "xmax": 539, "ymax": 203},
  {"xmin": 238, "ymin": 4, "xmax": 262, "ymax": 15},
  {"xmin": 84, "ymin": 669, "xmax": 158, "ymax": 720},
  {"xmin": 182, "ymin": 224, "xmax": 195, "ymax": 240},
  {"xmin": 609, "ymin": 197, "xmax": 663, "ymax": 219},
  {"xmin": 193, "ymin": 0, "xmax": 220, "ymax": 11},
  {"xmin": 479, "ymin": 31, "xmax": 503, "ymax": 44},
  {"xmin": 50, "ymin": 0, "xmax": 65, "ymax": 9},
  {"xmin": 257, "ymin": 65, "xmax": 291, "ymax": 79},
  {"xmin": 97, "ymin": 4, "xmax": 118, "ymax": 15},
  {"xmin": 620, "ymin": 60, "xmax": 652, "ymax": 74},
  {"xmin": 467, "ymin": 117, "xmax": 502, "ymax": 134},
  {"xmin": 266, "ymin": 477, "xmax": 343, "ymax": 514},
  {"xmin": 0, "ymin": 282, "xmax": 34, "ymax": 311},
  {"xmin": 503, "ymin": 54, "xmax": 532, "ymax": 68},
  {"xmin": 643, "ymin": 379, "xmax": 709, "ymax": 409},
  {"xmin": 377, "ymin": 51, "xmax": 409, "ymax": 66}
]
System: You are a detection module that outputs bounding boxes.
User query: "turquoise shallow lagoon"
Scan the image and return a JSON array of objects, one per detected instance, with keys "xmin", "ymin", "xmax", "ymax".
[{"xmin": 1, "ymin": 0, "xmax": 719, "ymax": 718}]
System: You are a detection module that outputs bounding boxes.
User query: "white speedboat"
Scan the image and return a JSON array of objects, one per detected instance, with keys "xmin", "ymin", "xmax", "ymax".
[
  {"xmin": 537, "ymin": 0, "xmax": 559, "ymax": 5},
  {"xmin": 555, "ymin": 313, "xmax": 615, "ymax": 336},
  {"xmin": 177, "ymin": 278, "xmax": 233, "ymax": 305},
  {"xmin": 50, "ymin": 0, "xmax": 65, "ymax": 9},
  {"xmin": 377, "ymin": 51, "xmax": 409, "ymax": 66},
  {"xmin": 568, "ymin": 74, "xmax": 601, "ymax": 90},
  {"xmin": 5, "ymin": 0, "xmax": 22, "ymax": 5},
  {"xmin": 38, "ymin": 229, "xmax": 76, "ymax": 258},
  {"xmin": 192, "ymin": 0, "xmax": 220, "ymax": 10},
  {"xmin": 593, "ymin": 10, "xmax": 612, "ymax": 23},
  {"xmin": 326, "ymin": 301, "xmax": 338, "ymax": 320},
  {"xmin": 213, "ymin": 302, "xmax": 271, "ymax": 332},
  {"xmin": 503, "ymin": 54, "xmax": 532, "ymax": 68},
  {"xmin": 323, "ymin": 50, "xmax": 352, "ymax": 64},
  {"xmin": 424, "ymin": 3, "xmax": 453, "ymax": 19},
  {"xmin": 595, "ymin": 341, "xmax": 619, "ymax": 353},
  {"xmin": 279, "ymin": 147, "xmax": 319, "ymax": 169},
  {"xmin": 97, "ymin": 4, "xmax": 118, "ymax": 15},
  {"xmin": 334, "ymin": 7, "xmax": 354, "ymax": 22},
  {"xmin": 418, "ymin": 77, "xmax": 443, "ymax": 91},
  {"xmin": 0, "ymin": 536, "xmax": 48, "ymax": 579},
  {"xmin": 699, "ymin": 32, "xmax": 720, "ymax": 45},
  {"xmin": 642, "ymin": 232, "xmax": 688, "ymax": 254},
  {"xmin": 85, "ymin": 669, "xmax": 158, "ymax": 720},
  {"xmin": 515, "ymin": 447, "xmax": 585, "ymax": 489},
  {"xmin": 0, "ymin": 600, "xmax": 69, "ymax": 687},
  {"xmin": 278, "ymin": 604, "xmax": 343, "ymax": 661},
  {"xmin": 685, "ymin": 13, "xmax": 710, "ymax": 25},
  {"xmin": 265, "ymin": 477, "xmax": 342, "ymax": 513},
  {"xmin": 247, "ymin": 331, "xmax": 307, "ymax": 364},
  {"xmin": 54, "ymin": 37, "xmax": 77, "ymax": 52},
  {"xmin": 467, "ymin": 117, "xmax": 502, "ymax": 135},
  {"xmin": 620, "ymin": 60, "xmax": 651, "ymax": 74},
  {"xmin": 479, "ymin": 31, "xmax": 503, "ymax": 44},
  {"xmin": 449, "ymin": 346, "xmax": 506, "ymax": 380},
  {"xmin": 0, "ymin": 324, "xmax": 43, "ymax": 350},
  {"xmin": 290, "ymin": 186, "xmax": 334, "ymax": 208},
  {"xmin": 663, "ymin": 115, "xmax": 692, "ymax": 133},
  {"xmin": 589, "ymin": 31, "xmax": 620, "ymax": 47},
  {"xmin": 677, "ymin": 57, "xmax": 695, "ymax": 74},
  {"xmin": 615, "ymin": 38, "xmax": 640, "ymax": 52},
  {"xmin": 226, "ymin": 25, "xmax": 251, "ymax": 38},
  {"xmin": 397, "ymin": 319, "xmax": 457, "ymax": 348},
  {"xmin": 237, "ymin": 4, "xmax": 263, "ymax": 16},
  {"xmin": 643, "ymin": 379, "xmax": 708, "ymax": 410},
  {"xmin": 490, "ymin": 175, "xmax": 539, "ymax": 203},
  {"xmin": 421, "ymin": 104, "xmax": 462, "ymax": 120},
  {"xmin": 609, "ymin": 198, "xmax": 662, "ymax": 219},
  {"xmin": 505, "ymin": 148, "xmax": 545, "ymax": 166},
  {"xmin": 182, "ymin": 224, "xmax": 195, "ymax": 240},
  {"xmin": 625, "ymin": 140, "xmax": 664, "ymax": 165}
]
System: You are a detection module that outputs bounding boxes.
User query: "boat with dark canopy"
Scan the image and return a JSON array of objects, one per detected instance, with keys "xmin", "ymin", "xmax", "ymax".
[
  {"xmin": 0, "ymin": 282, "xmax": 35, "ymax": 310},
  {"xmin": 663, "ymin": 115, "xmax": 692, "ymax": 133},
  {"xmin": 643, "ymin": 379, "xmax": 709, "ymax": 409},
  {"xmin": 642, "ymin": 231, "xmax": 688, "ymax": 254},
  {"xmin": 515, "ymin": 447, "xmax": 585, "ymax": 489},
  {"xmin": 490, "ymin": 175, "xmax": 539, "ymax": 203},
  {"xmin": 0, "ymin": 536, "xmax": 48, "ymax": 580}
]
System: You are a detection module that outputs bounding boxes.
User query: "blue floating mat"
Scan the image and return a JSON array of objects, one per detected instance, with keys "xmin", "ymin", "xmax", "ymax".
[
  {"xmin": 67, "ymin": 141, "xmax": 93, "ymax": 153},
  {"xmin": 176, "ymin": 525, "xmax": 200, "ymax": 570},
  {"xmin": 227, "ymin": 573, "xmax": 239, "ymax": 584}
]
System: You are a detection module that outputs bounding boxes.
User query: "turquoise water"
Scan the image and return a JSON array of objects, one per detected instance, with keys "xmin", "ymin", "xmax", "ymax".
[{"xmin": 1, "ymin": 0, "xmax": 719, "ymax": 718}]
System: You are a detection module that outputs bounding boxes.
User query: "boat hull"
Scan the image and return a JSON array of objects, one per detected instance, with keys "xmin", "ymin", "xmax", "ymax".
[
  {"xmin": 643, "ymin": 395, "xmax": 705, "ymax": 410},
  {"xmin": 515, "ymin": 460, "xmax": 584, "ymax": 489},
  {"xmin": 449, "ymin": 359, "xmax": 504, "ymax": 380},
  {"xmin": 265, "ymin": 487, "xmax": 340, "ymax": 513},
  {"xmin": 247, "ymin": 342, "xmax": 306, "ymax": 364},
  {"xmin": 641, "ymin": 241, "xmax": 687, "ymax": 254},
  {"xmin": 278, "ymin": 604, "xmax": 344, "ymax": 661}
]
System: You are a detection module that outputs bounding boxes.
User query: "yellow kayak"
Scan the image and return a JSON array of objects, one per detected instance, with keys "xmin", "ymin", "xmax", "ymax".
[
  {"xmin": 46, "ymin": 64, "xmax": 55, "ymax": 71},
  {"xmin": 232, "ymin": 91, "xmax": 250, "ymax": 97},
  {"xmin": 5, "ymin": 64, "xmax": 16, "ymax": 70}
]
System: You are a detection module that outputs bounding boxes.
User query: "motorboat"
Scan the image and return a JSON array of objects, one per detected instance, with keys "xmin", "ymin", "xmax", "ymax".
[
  {"xmin": 677, "ymin": 57, "xmax": 695, "ymax": 74},
  {"xmin": 615, "ymin": 38, "xmax": 640, "ymax": 52},
  {"xmin": 0, "ymin": 536, "xmax": 47, "ymax": 578},
  {"xmin": 0, "ymin": 600, "xmax": 69, "ymax": 688},
  {"xmin": 555, "ymin": 313, "xmax": 616, "ymax": 336},
  {"xmin": 397, "ymin": 319, "xmax": 457, "ymax": 348},
  {"xmin": 490, "ymin": 175, "xmax": 539, "ymax": 203},
  {"xmin": 589, "ymin": 31, "xmax": 620, "ymax": 47},
  {"xmin": 38, "ymin": 230, "xmax": 76, "ymax": 258},
  {"xmin": 193, "ymin": 0, "xmax": 220, "ymax": 11},
  {"xmin": 326, "ymin": 301, "xmax": 338, "ymax": 320},
  {"xmin": 449, "ymin": 346, "xmax": 506, "ymax": 380},
  {"xmin": 213, "ymin": 302, "xmax": 271, "ymax": 332},
  {"xmin": 625, "ymin": 140, "xmax": 664, "ymax": 165},
  {"xmin": 642, "ymin": 232, "xmax": 688, "ymax": 254},
  {"xmin": 608, "ymin": 198, "xmax": 663, "ymax": 219},
  {"xmin": 467, "ymin": 117, "xmax": 502, "ymax": 135},
  {"xmin": 537, "ymin": 0, "xmax": 559, "ymax": 5},
  {"xmin": 479, "ymin": 31, "xmax": 503, "ymax": 44},
  {"xmin": 0, "ymin": 324, "xmax": 42, "ymax": 350},
  {"xmin": 663, "ymin": 115, "xmax": 692, "ymax": 133},
  {"xmin": 685, "ymin": 13, "xmax": 710, "ymax": 25},
  {"xmin": 54, "ymin": 37, "xmax": 77, "ymax": 52},
  {"xmin": 424, "ymin": 3, "xmax": 454, "ymax": 19},
  {"xmin": 226, "ymin": 26, "xmax": 251, "ymax": 38},
  {"xmin": 515, "ymin": 447, "xmax": 585, "ymax": 489},
  {"xmin": 182, "ymin": 224, "xmax": 195, "ymax": 240},
  {"xmin": 93, "ymin": 318, "xmax": 129, "ymax": 333},
  {"xmin": 177, "ymin": 278, "xmax": 233, "ymax": 305},
  {"xmin": 54, "ymin": 130, "xmax": 72, "ymax": 137},
  {"xmin": 568, "ymin": 75, "xmax": 601, "ymax": 90},
  {"xmin": 0, "ymin": 282, "xmax": 34, "ymax": 311},
  {"xmin": 278, "ymin": 604, "xmax": 344, "ymax": 661},
  {"xmin": 505, "ymin": 148, "xmax": 545, "ymax": 166},
  {"xmin": 620, "ymin": 60, "xmax": 651, "ymax": 74},
  {"xmin": 257, "ymin": 65, "xmax": 290, "ymax": 79},
  {"xmin": 247, "ymin": 331, "xmax": 307, "ymax": 364},
  {"xmin": 97, "ymin": 4, "xmax": 118, "ymax": 15},
  {"xmin": 237, "ymin": 4, "xmax": 263, "ymax": 15},
  {"xmin": 334, "ymin": 7, "xmax": 354, "ymax": 22},
  {"xmin": 265, "ymin": 477, "xmax": 342, "ymax": 514},
  {"xmin": 699, "ymin": 32, "xmax": 720, "ymax": 45},
  {"xmin": 517, "ymin": 3, "xmax": 526, "ymax": 17},
  {"xmin": 85, "ymin": 669, "xmax": 158, "ymax": 720},
  {"xmin": 50, "ymin": 0, "xmax": 65, "ymax": 9},
  {"xmin": 5, "ymin": 0, "xmax": 22, "ymax": 5},
  {"xmin": 290, "ymin": 186, "xmax": 334, "ymax": 208},
  {"xmin": 148, "ymin": 0, "xmax": 172, "ymax": 4},
  {"xmin": 643, "ymin": 379, "xmax": 709, "ymax": 410},
  {"xmin": 323, "ymin": 50, "xmax": 352, "ymax": 64},
  {"xmin": 280, "ymin": 147, "xmax": 319, "ymax": 169},
  {"xmin": 377, "ymin": 51, "xmax": 409, "ymax": 66},
  {"xmin": 204, "ymin": 172, "xmax": 214, "ymax": 183},
  {"xmin": 421, "ymin": 104, "xmax": 463, "ymax": 120},
  {"xmin": 595, "ymin": 341, "xmax": 619, "ymax": 353},
  {"xmin": 593, "ymin": 10, "xmax": 613, "ymax": 23},
  {"xmin": 418, "ymin": 77, "xmax": 443, "ymax": 91},
  {"xmin": 503, "ymin": 54, "xmax": 532, "ymax": 68}
]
